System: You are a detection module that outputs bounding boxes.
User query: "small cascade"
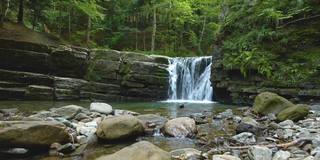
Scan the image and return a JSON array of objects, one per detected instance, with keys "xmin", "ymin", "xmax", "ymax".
[{"xmin": 167, "ymin": 57, "xmax": 213, "ymax": 102}]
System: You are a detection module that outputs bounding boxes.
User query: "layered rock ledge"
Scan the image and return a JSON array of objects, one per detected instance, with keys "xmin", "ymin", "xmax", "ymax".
[{"xmin": 0, "ymin": 39, "xmax": 169, "ymax": 101}]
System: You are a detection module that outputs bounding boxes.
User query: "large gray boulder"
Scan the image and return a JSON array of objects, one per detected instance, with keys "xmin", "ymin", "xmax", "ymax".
[
  {"xmin": 96, "ymin": 141, "xmax": 170, "ymax": 160},
  {"xmin": 253, "ymin": 92, "xmax": 294, "ymax": 115},
  {"xmin": 96, "ymin": 115, "xmax": 144, "ymax": 141},
  {"xmin": 163, "ymin": 117, "xmax": 197, "ymax": 138},
  {"xmin": 0, "ymin": 121, "xmax": 71, "ymax": 148}
]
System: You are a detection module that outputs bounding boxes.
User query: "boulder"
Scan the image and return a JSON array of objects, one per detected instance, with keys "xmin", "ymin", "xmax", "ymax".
[
  {"xmin": 90, "ymin": 102, "xmax": 113, "ymax": 114},
  {"xmin": 0, "ymin": 121, "xmax": 71, "ymax": 148},
  {"xmin": 163, "ymin": 117, "xmax": 197, "ymax": 138},
  {"xmin": 232, "ymin": 132, "xmax": 256, "ymax": 144},
  {"xmin": 96, "ymin": 141, "xmax": 170, "ymax": 160},
  {"xmin": 170, "ymin": 148, "xmax": 202, "ymax": 160},
  {"xmin": 96, "ymin": 115, "xmax": 144, "ymax": 141},
  {"xmin": 52, "ymin": 105, "xmax": 86, "ymax": 120},
  {"xmin": 212, "ymin": 155, "xmax": 241, "ymax": 160},
  {"xmin": 277, "ymin": 104, "xmax": 309, "ymax": 122},
  {"xmin": 253, "ymin": 92, "xmax": 294, "ymax": 115},
  {"xmin": 236, "ymin": 117, "xmax": 261, "ymax": 135},
  {"xmin": 272, "ymin": 150, "xmax": 290, "ymax": 160},
  {"xmin": 248, "ymin": 146, "xmax": 272, "ymax": 160},
  {"xmin": 137, "ymin": 114, "xmax": 167, "ymax": 134}
]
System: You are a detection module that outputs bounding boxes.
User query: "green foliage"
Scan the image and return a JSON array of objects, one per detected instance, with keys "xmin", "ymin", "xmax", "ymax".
[{"xmin": 218, "ymin": 0, "xmax": 320, "ymax": 84}]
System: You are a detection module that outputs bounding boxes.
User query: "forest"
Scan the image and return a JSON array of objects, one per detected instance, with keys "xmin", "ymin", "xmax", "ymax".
[{"xmin": 1, "ymin": 0, "xmax": 320, "ymax": 82}]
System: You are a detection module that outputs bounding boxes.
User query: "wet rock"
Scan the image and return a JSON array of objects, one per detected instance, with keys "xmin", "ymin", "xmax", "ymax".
[
  {"xmin": 272, "ymin": 150, "xmax": 291, "ymax": 160},
  {"xmin": 253, "ymin": 92, "xmax": 294, "ymax": 115},
  {"xmin": 54, "ymin": 117, "xmax": 75, "ymax": 128},
  {"xmin": 277, "ymin": 104, "xmax": 309, "ymax": 122},
  {"xmin": 163, "ymin": 117, "xmax": 197, "ymax": 138},
  {"xmin": 137, "ymin": 114, "xmax": 167, "ymax": 134},
  {"xmin": 233, "ymin": 116, "xmax": 242, "ymax": 123},
  {"xmin": 76, "ymin": 135, "xmax": 87, "ymax": 144},
  {"xmin": 0, "ymin": 148, "xmax": 28, "ymax": 155},
  {"xmin": 96, "ymin": 141, "xmax": 170, "ymax": 160},
  {"xmin": 114, "ymin": 109, "xmax": 139, "ymax": 116},
  {"xmin": 216, "ymin": 109, "xmax": 233, "ymax": 119},
  {"xmin": 311, "ymin": 147, "xmax": 320, "ymax": 156},
  {"xmin": 232, "ymin": 132, "xmax": 256, "ymax": 144},
  {"xmin": 236, "ymin": 117, "xmax": 261, "ymax": 135},
  {"xmin": 275, "ymin": 128, "xmax": 293, "ymax": 139},
  {"xmin": 56, "ymin": 143, "xmax": 76, "ymax": 154},
  {"xmin": 0, "ymin": 108, "xmax": 19, "ymax": 116},
  {"xmin": 278, "ymin": 120, "xmax": 295, "ymax": 129},
  {"xmin": 90, "ymin": 102, "xmax": 113, "ymax": 114},
  {"xmin": 212, "ymin": 155, "xmax": 241, "ymax": 160},
  {"xmin": 248, "ymin": 146, "xmax": 272, "ymax": 160},
  {"xmin": 96, "ymin": 115, "xmax": 144, "ymax": 141},
  {"xmin": 303, "ymin": 156, "xmax": 315, "ymax": 160},
  {"xmin": 51, "ymin": 105, "xmax": 87, "ymax": 120},
  {"xmin": 170, "ymin": 148, "xmax": 202, "ymax": 160},
  {"xmin": 310, "ymin": 105, "xmax": 320, "ymax": 111},
  {"xmin": 190, "ymin": 113, "xmax": 208, "ymax": 124},
  {"xmin": 0, "ymin": 121, "xmax": 71, "ymax": 148},
  {"xmin": 74, "ymin": 113, "xmax": 90, "ymax": 121},
  {"xmin": 28, "ymin": 111, "xmax": 60, "ymax": 120}
]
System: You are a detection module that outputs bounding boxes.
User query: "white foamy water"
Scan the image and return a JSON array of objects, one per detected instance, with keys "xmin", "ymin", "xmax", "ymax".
[{"xmin": 167, "ymin": 57, "xmax": 213, "ymax": 102}]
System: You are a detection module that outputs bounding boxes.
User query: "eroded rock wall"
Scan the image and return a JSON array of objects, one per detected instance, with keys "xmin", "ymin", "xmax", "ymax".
[
  {"xmin": 211, "ymin": 51, "xmax": 320, "ymax": 105},
  {"xmin": 0, "ymin": 39, "xmax": 169, "ymax": 101}
]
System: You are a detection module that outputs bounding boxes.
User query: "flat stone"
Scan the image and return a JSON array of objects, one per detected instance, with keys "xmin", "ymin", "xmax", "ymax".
[
  {"xmin": 232, "ymin": 132, "xmax": 256, "ymax": 144},
  {"xmin": 90, "ymin": 102, "xmax": 113, "ymax": 114},
  {"xmin": 272, "ymin": 150, "xmax": 291, "ymax": 160},
  {"xmin": 248, "ymin": 146, "xmax": 272, "ymax": 160}
]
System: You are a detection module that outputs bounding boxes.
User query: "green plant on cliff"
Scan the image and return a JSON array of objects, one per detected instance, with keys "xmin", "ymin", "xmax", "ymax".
[{"xmin": 218, "ymin": 0, "xmax": 320, "ymax": 84}]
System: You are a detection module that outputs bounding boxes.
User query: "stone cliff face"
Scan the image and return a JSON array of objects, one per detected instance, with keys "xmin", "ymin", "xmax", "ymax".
[
  {"xmin": 211, "ymin": 50, "xmax": 320, "ymax": 105},
  {"xmin": 0, "ymin": 39, "xmax": 169, "ymax": 101}
]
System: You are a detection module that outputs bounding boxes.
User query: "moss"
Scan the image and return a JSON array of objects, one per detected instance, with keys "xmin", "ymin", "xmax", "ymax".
[{"xmin": 277, "ymin": 104, "xmax": 309, "ymax": 122}]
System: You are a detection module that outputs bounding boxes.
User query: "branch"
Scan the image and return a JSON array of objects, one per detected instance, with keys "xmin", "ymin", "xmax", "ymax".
[
  {"xmin": 226, "ymin": 138, "xmax": 313, "ymax": 150},
  {"xmin": 278, "ymin": 15, "xmax": 320, "ymax": 28}
]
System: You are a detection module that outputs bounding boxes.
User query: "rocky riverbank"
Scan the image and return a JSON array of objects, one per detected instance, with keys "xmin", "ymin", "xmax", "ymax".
[{"xmin": 0, "ymin": 92, "xmax": 319, "ymax": 160}]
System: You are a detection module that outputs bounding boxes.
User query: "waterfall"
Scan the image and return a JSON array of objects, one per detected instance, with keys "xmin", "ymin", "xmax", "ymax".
[{"xmin": 167, "ymin": 57, "xmax": 213, "ymax": 102}]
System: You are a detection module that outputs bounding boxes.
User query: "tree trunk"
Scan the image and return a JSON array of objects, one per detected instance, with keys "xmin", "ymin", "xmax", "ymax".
[
  {"xmin": 143, "ymin": 31, "xmax": 146, "ymax": 51},
  {"xmin": 17, "ymin": 0, "xmax": 24, "ymax": 24},
  {"xmin": 1, "ymin": 0, "xmax": 10, "ymax": 27},
  {"xmin": 135, "ymin": 14, "xmax": 138, "ymax": 51},
  {"xmin": 68, "ymin": 9, "xmax": 71, "ymax": 40},
  {"xmin": 151, "ymin": 7, "xmax": 157, "ymax": 52},
  {"xmin": 198, "ymin": 16, "xmax": 207, "ymax": 55},
  {"xmin": 86, "ymin": 16, "xmax": 91, "ymax": 46}
]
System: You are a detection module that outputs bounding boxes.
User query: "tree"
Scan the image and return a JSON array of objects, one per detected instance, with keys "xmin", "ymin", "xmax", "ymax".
[
  {"xmin": 0, "ymin": 0, "xmax": 10, "ymax": 27},
  {"xmin": 17, "ymin": 0, "xmax": 24, "ymax": 24}
]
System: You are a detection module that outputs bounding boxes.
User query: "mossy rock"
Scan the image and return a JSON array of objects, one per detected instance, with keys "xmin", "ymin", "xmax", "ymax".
[
  {"xmin": 277, "ymin": 104, "xmax": 309, "ymax": 122},
  {"xmin": 253, "ymin": 92, "xmax": 295, "ymax": 115}
]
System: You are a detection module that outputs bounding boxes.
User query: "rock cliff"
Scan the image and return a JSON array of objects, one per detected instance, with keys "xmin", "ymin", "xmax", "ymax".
[{"xmin": 0, "ymin": 39, "xmax": 169, "ymax": 101}]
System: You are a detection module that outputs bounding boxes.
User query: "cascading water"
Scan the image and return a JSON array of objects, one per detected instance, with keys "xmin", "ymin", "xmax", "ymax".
[{"xmin": 167, "ymin": 57, "xmax": 213, "ymax": 102}]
